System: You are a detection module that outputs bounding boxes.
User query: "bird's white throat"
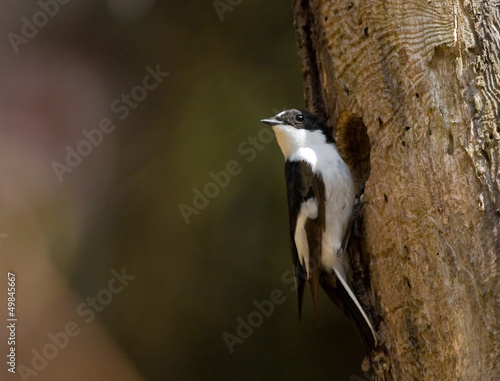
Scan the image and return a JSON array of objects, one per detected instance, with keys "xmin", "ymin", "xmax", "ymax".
[{"xmin": 272, "ymin": 125, "xmax": 327, "ymax": 160}]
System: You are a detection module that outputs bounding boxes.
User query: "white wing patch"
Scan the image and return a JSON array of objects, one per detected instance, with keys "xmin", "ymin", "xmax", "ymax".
[
  {"xmin": 294, "ymin": 197, "xmax": 318, "ymax": 279},
  {"xmin": 302, "ymin": 197, "xmax": 318, "ymax": 219}
]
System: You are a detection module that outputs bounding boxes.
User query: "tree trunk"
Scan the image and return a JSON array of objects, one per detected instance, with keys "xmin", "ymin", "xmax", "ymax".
[{"xmin": 294, "ymin": 0, "xmax": 500, "ymax": 379}]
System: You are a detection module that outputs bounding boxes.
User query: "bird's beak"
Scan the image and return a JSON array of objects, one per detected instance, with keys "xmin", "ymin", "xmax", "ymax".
[{"xmin": 260, "ymin": 117, "xmax": 284, "ymax": 126}]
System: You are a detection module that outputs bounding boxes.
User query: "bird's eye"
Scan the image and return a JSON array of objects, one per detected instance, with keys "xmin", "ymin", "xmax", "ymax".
[{"xmin": 295, "ymin": 114, "xmax": 304, "ymax": 122}]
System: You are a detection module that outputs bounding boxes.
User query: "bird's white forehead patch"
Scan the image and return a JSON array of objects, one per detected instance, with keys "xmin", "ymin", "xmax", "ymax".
[{"xmin": 276, "ymin": 110, "xmax": 289, "ymax": 118}]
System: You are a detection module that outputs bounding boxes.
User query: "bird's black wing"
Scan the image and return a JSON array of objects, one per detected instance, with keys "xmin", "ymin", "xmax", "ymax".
[{"xmin": 284, "ymin": 160, "xmax": 325, "ymax": 320}]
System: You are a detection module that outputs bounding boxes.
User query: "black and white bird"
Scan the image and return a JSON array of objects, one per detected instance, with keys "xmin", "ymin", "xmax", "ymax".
[{"xmin": 261, "ymin": 109, "xmax": 377, "ymax": 350}]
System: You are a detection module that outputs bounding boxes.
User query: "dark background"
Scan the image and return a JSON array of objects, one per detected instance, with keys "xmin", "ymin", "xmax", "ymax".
[{"xmin": 0, "ymin": 1, "xmax": 367, "ymax": 380}]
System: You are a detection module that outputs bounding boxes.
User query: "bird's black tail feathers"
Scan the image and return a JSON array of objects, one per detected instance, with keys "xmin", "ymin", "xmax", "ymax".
[{"xmin": 320, "ymin": 269, "xmax": 378, "ymax": 352}]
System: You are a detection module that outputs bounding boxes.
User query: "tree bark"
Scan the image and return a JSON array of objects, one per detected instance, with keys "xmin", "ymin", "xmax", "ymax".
[{"xmin": 294, "ymin": 0, "xmax": 500, "ymax": 379}]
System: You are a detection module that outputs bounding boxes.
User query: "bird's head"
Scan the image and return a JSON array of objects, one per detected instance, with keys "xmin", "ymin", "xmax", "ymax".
[{"xmin": 261, "ymin": 109, "xmax": 334, "ymax": 159}]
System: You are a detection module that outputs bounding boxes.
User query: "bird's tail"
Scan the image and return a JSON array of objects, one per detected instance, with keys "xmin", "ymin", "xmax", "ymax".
[{"xmin": 320, "ymin": 269, "xmax": 378, "ymax": 352}]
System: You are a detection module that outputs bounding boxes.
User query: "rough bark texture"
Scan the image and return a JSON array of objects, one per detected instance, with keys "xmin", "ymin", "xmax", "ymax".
[{"xmin": 294, "ymin": 0, "xmax": 500, "ymax": 379}]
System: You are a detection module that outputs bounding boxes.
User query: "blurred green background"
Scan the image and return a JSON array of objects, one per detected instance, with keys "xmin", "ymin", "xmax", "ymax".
[{"xmin": 1, "ymin": 1, "xmax": 367, "ymax": 380}]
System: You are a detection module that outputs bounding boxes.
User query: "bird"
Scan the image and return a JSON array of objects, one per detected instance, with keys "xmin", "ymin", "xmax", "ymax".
[{"xmin": 261, "ymin": 109, "xmax": 377, "ymax": 350}]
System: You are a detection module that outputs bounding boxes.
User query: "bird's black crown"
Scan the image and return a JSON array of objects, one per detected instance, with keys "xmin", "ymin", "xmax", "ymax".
[{"xmin": 264, "ymin": 109, "xmax": 335, "ymax": 144}]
